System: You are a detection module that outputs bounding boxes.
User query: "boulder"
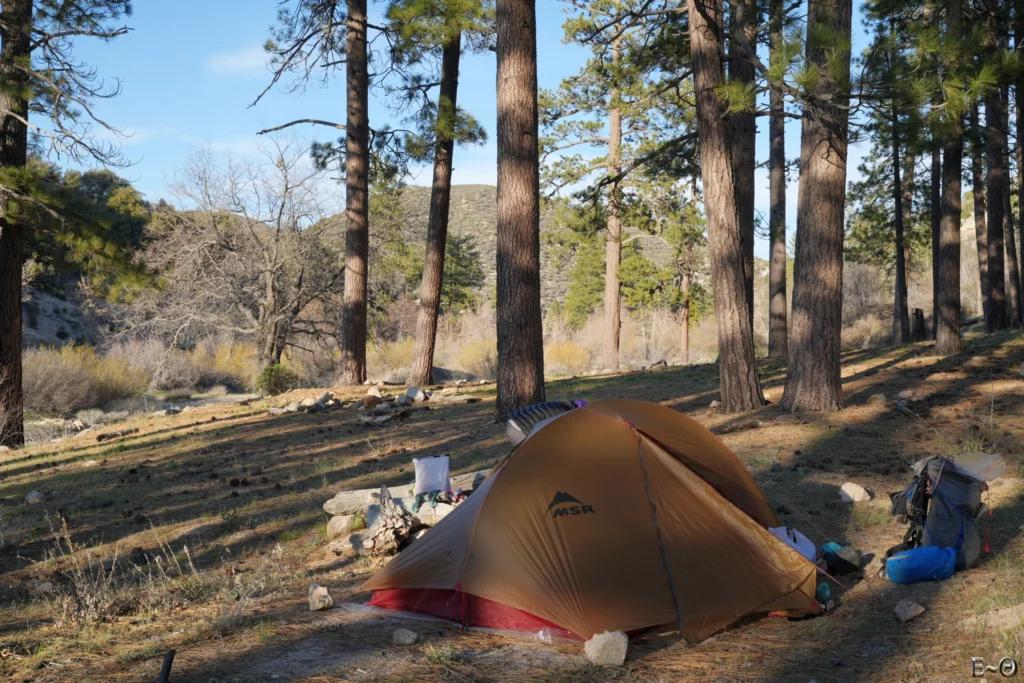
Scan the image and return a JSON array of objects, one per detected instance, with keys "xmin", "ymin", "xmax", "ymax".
[
  {"xmin": 323, "ymin": 469, "xmax": 490, "ymax": 516},
  {"xmin": 392, "ymin": 628, "xmax": 418, "ymax": 645},
  {"xmin": 363, "ymin": 395, "xmax": 382, "ymax": 410},
  {"xmin": 406, "ymin": 386, "xmax": 427, "ymax": 402},
  {"xmin": 315, "ymin": 392, "xmax": 333, "ymax": 405},
  {"xmin": 584, "ymin": 630, "xmax": 628, "ymax": 666},
  {"xmin": 395, "ymin": 394, "xmax": 412, "ymax": 406},
  {"xmin": 709, "ymin": 400, "xmax": 721, "ymax": 409},
  {"xmin": 285, "ymin": 402, "xmax": 301, "ymax": 413},
  {"xmin": 897, "ymin": 389, "xmax": 914, "ymax": 400},
  {"xmin": 268, "ymin": 407, "xmax": 288, "ymax": 416},
  {"xmin": 308, "ymin": 584, "xmax": 334, "ymax": 611},
  {"xmin": 839, "ymin": 482, "xmax": 872, "ymax": 503},
  {"xmin": 300, "ymin": 397, "xmax": 317, "ymax": 408},
  {"xmin": 367, "ymin": 386, "xmax": 383, "ymax": 398},
  {"xmin": 894, "ymin": 600, "xmax": 925, "ymax": 623},
  {"xmin": 326, "ymin": 514, "xmax": 354, "ymax": 540},
  {"xmin": 25, "ymin": 491, "xmax": 45, "ymax": 505},
  {"xmin": 867, "ymin": 393, "xmax": 887, "ymax": 406},
  {"xmin": 32, "ymin": 580, "xmax": 55, "ymax": 594}
]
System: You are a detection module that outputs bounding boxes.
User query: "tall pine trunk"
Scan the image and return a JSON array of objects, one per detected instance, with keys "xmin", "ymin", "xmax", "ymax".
[
  {"xmin": 782, "ymin": 0, "xmax": 852, "ymax": 412},
  {"xmin": 930, "ymin": 145, "xmax": 940, "ymax": 338},
  {"xmin": 935, "ymin": 0, "xmax": 963, "ymax": 355},
  {"xmin": 339, "ymin": 0, "xmax": 370, "ymax": 385},
  {"xmin": 603, "ymin": 39, "xmax": 623, "ymax": 371},
  {"xmin": 891, "ymin": 108, "xmax": 911, "ymax": 345},
  {"xmin": 984, "ymin": 6, "xmax": 1009, "ymax": 332},
  {"xmin": 970, "ymin": 104, "xmax": 990, "ymax": 321},
  {"xmin": 680, "ymin": 270, "xmax": 691, "ymax": 364},
  {"xmin": 0, "ymin": 0, "xmax": 32, "ymax": 449},
  {"xmin": 1018, "ymin": 0, "xmax": 1024, "ymax": 317},
  {"xmin": 409, "ymin": 31, "xmax": 462, "ymax": 387},
  {"xmin": 1002, "ymin": 85, "xmax": 1022, "ymax": 326},
  {"xmin": 688, "ymin": 0, "xmax": 763, "ymax": 412},
  {"xmin": 495, "ymin": 0, "xmax": 545, "ymax": 419},
  {"xmin": 768, "ymin": 0, "xmax": 788, "ymax": 358},
  {"xmin": 730, "ymin": 0, "xmax": 757, "ymax": 330}
]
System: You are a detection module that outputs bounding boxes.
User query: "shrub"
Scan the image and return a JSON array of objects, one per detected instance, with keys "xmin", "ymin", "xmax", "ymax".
[
  {"xmin": 192, "ymin": 339, "xmax": 259, "ymax": 391},
  {"xmin": 842, "ymin": 314, "xmax": 888, "ymax": 350},
  {"xmin": 22, "ymin": 346, "xmax": 145, "ymax": 417},
  {"xmin": 256, "ymin": 364, "xmax": 299, "ymax": 395},
  {"xmin": 455, "ymin": 337, "xmax": 497, "ymax": 379},
  {"xmin": 107, "ymin": 340, "xmax": 200, "ymax": 392},
  {"xmin": 367, "ymin": 338, "xmax": 415, "ymax": 382},
  {"xmin": 545, "ymin": 342, "xmax": 592, "ymax": 376}
]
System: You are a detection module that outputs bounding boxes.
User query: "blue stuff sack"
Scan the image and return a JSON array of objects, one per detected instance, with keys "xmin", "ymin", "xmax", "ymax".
[{"xmin": 885, "ymin": 546, "xmax": 956, "ymax": 584}]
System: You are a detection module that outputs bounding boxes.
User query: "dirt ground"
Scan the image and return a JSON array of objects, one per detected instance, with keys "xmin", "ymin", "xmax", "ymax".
[{"xmin": 2, "ymin": 330, "xmax": 1023, "ymax": 682}]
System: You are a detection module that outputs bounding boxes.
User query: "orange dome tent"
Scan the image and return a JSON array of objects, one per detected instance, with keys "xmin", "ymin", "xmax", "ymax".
[{"xmin": 361, "ymin": 399, "xmax": 818, "ymax": 643}]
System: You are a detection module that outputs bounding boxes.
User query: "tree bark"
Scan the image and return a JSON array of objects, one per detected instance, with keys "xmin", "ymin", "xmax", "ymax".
[
  {"xmin": 930, "ymin": 145, "xmax": 941, "ymax": 338},
  {"xmin": 768, "ymin": 0, "xmax": 788, "ymax": 358},
  {"xmin": 688, "ymin": 0, "xmax": 764, "ymax": 412},
  {"xmin": 935, "ymin": 0, "xmax": 963, "ymax": 356},
  {"xmin": 603, "ymin": 38, "xmax": 623, "ymax": 372},
  {"xmin": 730, "ymin": 0, "xmax": 757, "ymax": 330},
  {"xmin": 1018, "ymin": 0, "xmax": 1024, "ymax": 319},
  {"xmin": 1001, "ymin": 85, "xmax": 1022, "ymax": 326},
  {"xmin": 680, "ymin": 270, "xmax": 691, "ymax": 364},
  {"xmin": 781, "ymin": 0, "xmax": 852, "ymax": 412},
  {"xmin": 970, "ymin": 104, "xmax": 990, "ymax": 321},
  {"xmin": 494, "ymin": 0, "xmax": 545, "ymax": 420},
  {"xmin": 409, "ymin": 31, "xmax": 462, "ymax": 387},
  {"xmin": 339, "ymin": 0, "xmax": 370, "ymax": 385},
  {"xmin": 0, "ymin": 0, "xmax": 32, "ymax": 449},
  {"xmin": 891, "ymin": 107, "xmax": 911, "ymax": 345},
  {"xmin": 984, "ymin": 7, "xmax": 1008, "ymax": 332}
]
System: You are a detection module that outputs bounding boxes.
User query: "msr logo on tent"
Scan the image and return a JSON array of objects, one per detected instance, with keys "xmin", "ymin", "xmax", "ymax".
[{"xmin": 547, "ymin": 491, "xmax": 596, "ymax": 518}]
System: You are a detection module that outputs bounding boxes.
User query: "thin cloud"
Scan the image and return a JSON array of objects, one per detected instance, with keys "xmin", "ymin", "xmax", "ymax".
[{"xmin": 204, "ymin": 45, "xmax": 269, "ymax": 77}]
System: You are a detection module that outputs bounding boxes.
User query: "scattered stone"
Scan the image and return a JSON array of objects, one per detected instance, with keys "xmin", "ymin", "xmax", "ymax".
[
  {"xmin": 308, "ymin": 584, "xmax": 334, "ymax": 611},
  {"xmin": 378, "ymin": 402, "xmax": 393, "ymax": 410},
  {"xmin": 268, "ymin": 407, "xmax": 287, "ymax": 416},
  {"xmin": 315, "ymin": 392, "xmax": 333, "ymax": 405},
  {"xmin": 25, "ymin": 491, "xmax": 45, "ymax": 505},
  {"xmin": 392, "ymin": 628, "xmax": 418, "ymax": 645},
  {"xmin": 584, "ymin": 630, "xmax": 628, "ymax": 666},
  {"xmin": 395, "ymin": 394, "xmax": 412, "ymax": 406},
  {"xmin": 894, "ymin": 600, "xmax": 925, "ymax": 623},
  {"xmin": 406, "ymin": 386, "xmax": 427, "ymax": 402},
  {"xmin": 835, "ymin": 546, "xmax": 862, "ymax": 569},
  {"xmin": 709, "ymin": 400, "xmax": 721, "ymax": 409},
  {"xmin": 456, "ymin": 379, "xmax": 467, "ymax": 386},
  {"xmin": 70, "ymin": 419, "xmax": 87, "ymax": 431},
  {"xmin": 363, "ymin": 395, "xmax": 382, "ymax": 410},
  {"xmin": 363, "ymin": 379, "xmax": 372, "ymax": 385},
  {"xmin": 867, "ymin": 393, "xmax": 887, "ymax": 406},
  {"xmin": 326, "ymin": 514, "xmax": 353, "ymax": 540},
  {"xmin": 367, "ymin": 386, "xmax": 383, "ymax": 398},
  {"xmin": 284, "ymin": 402, "xmax": 301, "ymax": 413},
  {"xmin": 897, "ymin": 389, "xmax": 914, "ymax": 400},
  {"xmin": 839, "ymin": 482, "xmax": 872, "ymax": 503},
  {"xmin": 300, "ymin": 397, "xmax": 317, "ymax": 408}
]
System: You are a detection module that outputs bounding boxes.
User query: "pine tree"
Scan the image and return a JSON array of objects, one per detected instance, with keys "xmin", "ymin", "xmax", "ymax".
[
  {"xmin": 767, "ymin": 0, "xmax": 791, "ymax": 357},
  {"xmin": 0, "ymin": 0, "xmax": 132, "ymax": 449},
  {"xmin": 983, "ymin": 0, "xmax": 1009, "ymax": 332},
  {"xmin": 495, "ymin": 0, "xmax": 545, "ymax": 419},
  {"xmin": 782, "ymin": 0, "xmax": 853, "ymax": 411},
  {"xmin": 970, "ymin": 103, "xmax": 991, "ymax": 321}
]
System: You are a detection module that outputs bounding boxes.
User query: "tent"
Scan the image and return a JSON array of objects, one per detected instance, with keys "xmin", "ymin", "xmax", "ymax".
[{"xmin": 361, "ymin": 398, "xmax": 818, "ymax": 644}]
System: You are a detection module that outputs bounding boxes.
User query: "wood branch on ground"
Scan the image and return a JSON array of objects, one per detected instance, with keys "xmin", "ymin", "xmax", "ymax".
[
  {"xmin": 95, "ymin": 428, "xmax": 140, "ymax": 442},
  {"xmin": 359, "ymin": 485, "xmax": 418, "ymax": 556}
]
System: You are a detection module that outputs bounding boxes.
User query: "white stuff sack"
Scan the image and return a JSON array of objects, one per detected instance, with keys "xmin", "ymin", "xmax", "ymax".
[
  {"xmin": 413, "ymin": 455, "xmax": 451, "ymax": 495},
  {"xmin": 769, "ymin": 526, "xmax": 816, "ymax": 562}
]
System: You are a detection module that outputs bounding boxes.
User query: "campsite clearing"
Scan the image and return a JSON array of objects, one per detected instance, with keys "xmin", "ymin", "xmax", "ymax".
[{"xmin": 1, "ymin": 332, "xmax": 1023, "ymax": 681}]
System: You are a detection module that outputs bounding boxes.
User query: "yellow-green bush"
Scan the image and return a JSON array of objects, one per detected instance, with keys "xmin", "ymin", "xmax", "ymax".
[
  {"xmin": 192, "ymin": 340, "xmax": 260, "ymax": 390},
  {"xmin": 23, "ymin": 346, "xmax": 148, "ymax": 417},
  {"xmin": 367, "ymin": 338, "xmax": 415, "ymax": 380},
  {"xmin": 456, "ymin": 338, "xmax": 497, "ymax": 379},
  {"xmin": 545, "ymin": 342, "xmax": 592, "ymax": 376}
]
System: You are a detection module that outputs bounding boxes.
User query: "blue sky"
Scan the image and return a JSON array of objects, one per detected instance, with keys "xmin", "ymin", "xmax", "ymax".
[{"xmin": 71, "ymin": 1, "xmax": 869, "ymax": 260}]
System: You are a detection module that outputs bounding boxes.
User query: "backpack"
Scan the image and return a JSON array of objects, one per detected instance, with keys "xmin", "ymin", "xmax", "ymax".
[{"xmin": 887, "ymin": 456, "xmax": 988, "ymax": 570}]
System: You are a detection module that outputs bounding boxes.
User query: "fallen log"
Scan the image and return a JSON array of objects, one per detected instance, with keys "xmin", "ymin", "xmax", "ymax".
[
  {"xmin": 323, "ymin": 468, "xmax": 491, "ymax": 516},
  {"xmin": 96, "ymin": 427, "xmax": 140, "ymax": 443}
]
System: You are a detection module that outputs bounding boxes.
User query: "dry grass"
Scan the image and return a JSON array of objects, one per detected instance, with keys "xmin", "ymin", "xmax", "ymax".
[{"xmin": 1, "ymin": 332, "xmax": 1023, "ymax": 681}]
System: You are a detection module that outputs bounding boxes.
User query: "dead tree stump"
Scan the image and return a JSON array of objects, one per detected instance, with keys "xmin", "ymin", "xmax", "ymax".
[
  {"xmin": 361, "ymin": 485, "xmax": 417, "ymax": 556},
  {"xmin": 912, "ymin": 308, "xmax": 927, "ymax": 342}
]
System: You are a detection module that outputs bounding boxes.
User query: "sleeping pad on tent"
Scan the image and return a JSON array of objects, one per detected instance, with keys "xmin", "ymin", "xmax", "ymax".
[{"xmin": 360, "ymin": 398, "xmax": 818, "ymax": 644}]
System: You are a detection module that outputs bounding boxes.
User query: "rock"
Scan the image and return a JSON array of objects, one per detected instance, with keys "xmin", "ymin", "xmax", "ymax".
[
  {"xmin": 308, "ymin": 584, "xmax": 334, "ymax": 611},
  {"xmin": 326, "ymin": 514, "xmax": 354, "ymax": 540},
  {"xmin": 25, "ymin": 491, "xmax": 45, "ymax": 505},
  {"xmin": 456, "ymin": 379, "xmax": 467, "ymax": 386},
  {"xmin": 70, "ymin": 419, "xmax": 87, "ymax": 431},
  {"xmin": 395, "ymin": 394, "xmax": 412, "ymax": 406},
  {"xmin": 300, "ymin": 397, "xmax": 317, "ymax": 408},
  {"xmin": 378, "ymin": 402, "xmax": 393, "ymax": 410},
  {"xmin": 835, "ymin": 546, "xmax": 862, "ymax": 568},
  {"xmin": 894, "ymin": 600, "xmax": 925, "ymax": 623},
  {"xmin": 897, "ymin": 389, "xmax": 914, "ymax": 400},
  {"xmin": 406, "ymin": 386, "xmax": 427, "ymax": 402},
  {"xmin": 285, "ymin": 402, "xmax": 301, "ymax": 413},
  {"xmin": 709, "ymin": 400, "xmax": 721, "ymax": 409},
  {"xmin": 367, "ymin": 386, "xmax": 383, "ymax": 398},
  {"xmin": 444, "ymin": 394, "xmax": 480, "ymax": 403},
  {"xmin": 363, "ymin": 379, "xmax": 372, "ymax": 385},
  {"xmin": 315, "ymin": 392, "xmax": 333, "ymax": 405},
  {"xmin": 839, "ymin": 482, "xmax": 872, "ymax": 503},
  {"xmin": 363, "ymin": 395, "xmax": 381, "ymax": 410},
  {"xmin": 33, "ymin": 580, "xmax": 55, "ymax": 594},
  {"xmin": 584, "ymin": 630, "xmax": 628, "ymax": 666},
  {"xmin": 867, "ymin": 393, "xmax": 887, "ymax": 406},
  {"xmin": 392, "ymin": 628, "xmax": 418, "ymax": 645},
  {"xmin": 268, "ymin": 407, "xmax": 288, "ymax": 416},
  {"xmin": 324, "ymin": 469, "xmax": 490, "ymax": 516}
]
